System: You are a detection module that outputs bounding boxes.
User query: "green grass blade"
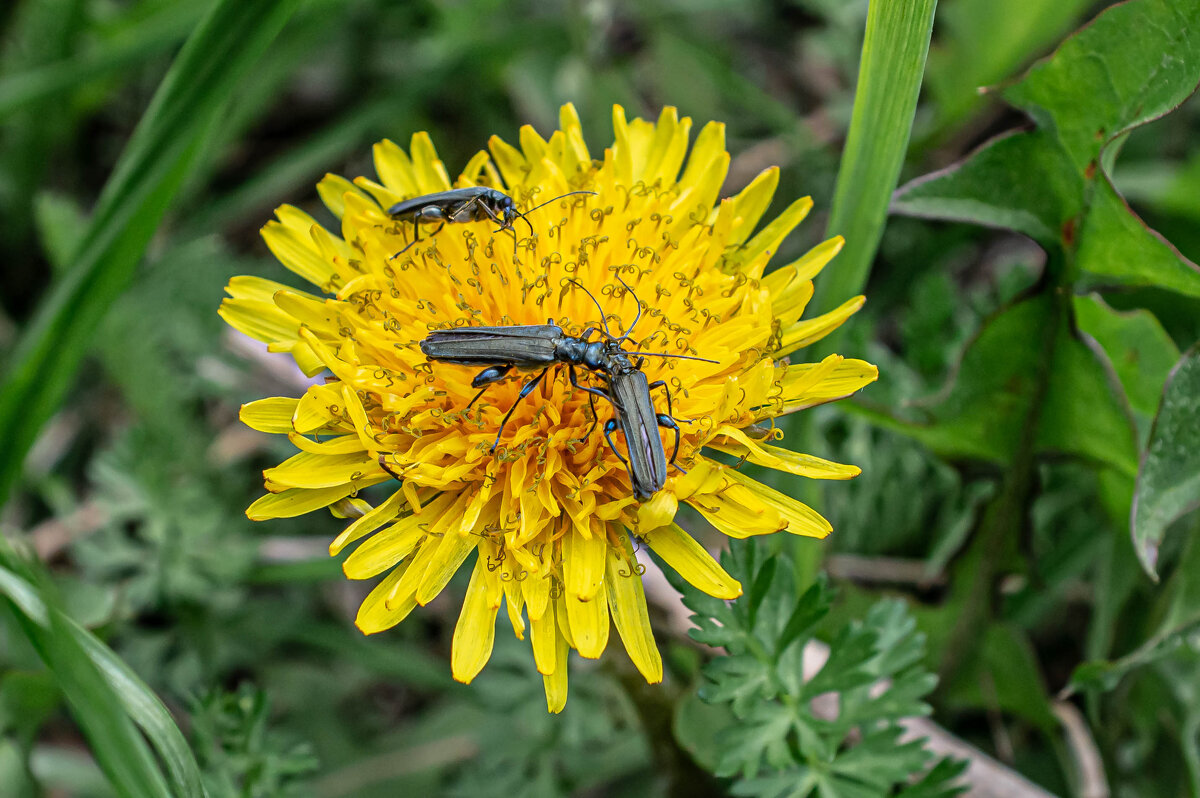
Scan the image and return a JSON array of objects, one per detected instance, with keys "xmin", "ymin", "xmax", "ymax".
[
  {"xmin": 0, "ymin": 0, "xmax": 302, "ymax": 509},
  {"xmin": 810, "ymin": 0, "xmax": 938, "ymax": 349},
  {"xmin": 0, "ymin": 545, "xmax": 185, "ymax": 797},
  {"xmin": 70, "ymin": 620, "xmax": 206, "ymax": 797}
]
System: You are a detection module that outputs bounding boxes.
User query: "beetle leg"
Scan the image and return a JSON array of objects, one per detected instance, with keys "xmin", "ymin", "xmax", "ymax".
[
  {"xmin": 395, "ymin": 212, "xmax": 446, "ymax": 255},
  {"xmin": 470, "ymin": 364, "xmax": 514, "ymax": 389},
  {"xmin": 648, "ymin": 380, "xmax": 686, "ymax": 469},
  {"xmin": 475, "ymin": 200, "xmax": 522, "ymax": 260},
  {"xmin": 602, "ymin": 419, "xmax": 629, "ymax": 466},
  {"xmin": 490, "ymin": 367, "xmax": 549, "ymax": 453},
  {"xmin": 656, "ymin": 413, "xmax": 683, "ymax": 468},
  {"xmin": 568, "ymin": 364, "xmax": 616, "ymax": 408},
  {"xmin": 448, "ymin": 195, "xmax": 481, "ymax": 223},
  {"xmin": 568, "ymin": 390, "xmax": 601, "ymax": 445},
  {"xmin": 647, "ymin": 379, "xmax": 674, "ymax": 418},
  {"xmin": 465, "ymin": 365, "xmax": 513, "ymax": 410},
  {"xmin": 567, "ymin": 365, "xmax": 608, "ymax": 444}
]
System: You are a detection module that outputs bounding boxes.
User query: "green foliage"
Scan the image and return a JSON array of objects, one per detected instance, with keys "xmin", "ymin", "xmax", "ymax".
[
  {"xmin": 1, "ymin": 0, "xmax": 1198, "ymax": 795},
  {"xmin": 670, "ymin": 541, "xmax": 963, "ymax": 797},
  {"xmin": 894, "ymin": 0, "xmax": 1200, "ymax": 295},
  {"xmin": 812, "ymin": 0, "xmax": 936, "ymax": 330},
  {"xmin": 1132, "ymin": 345, "xmax": 1200, "ymax": 577},
  {"xmin": 73, "ymin": 428, "xmax": 257, "ymax": 613},
  {"xmin": 444, "ymin": 643, "xmax": 652, "ymax": 798},
  {"xmin": 924, "ymin": 0, "xmax": 1094, "ymax": 133},
  {"xmin": 856, "ymin": 292, "xmax": 1138, "ymax": 474},
  {"xmin": 190, "ymin": 684, "xmax": 319, "ymax": 798},
  {"xmin": 0, "ymin": 540, "xmax": 204, "ymax": 797},
  {"xmin": 887, "ymin": 0, "xmax": 1200, "ymax": 590},
  {"xmin": 0, "ymin": 0, "xmax": 302, "ymax": 507}
]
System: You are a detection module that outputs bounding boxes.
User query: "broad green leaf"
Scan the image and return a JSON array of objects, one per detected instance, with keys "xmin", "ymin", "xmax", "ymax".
[
  {"xmin": 1132, "ymin": 345, "xmax": 1200, "ymax": 579},
  {"xmin": 855, "ymin": 294, "xmax": 1138, "ymax": 475},
  {"xmin": 0, "ymin": 0, "xmax": 302, "ymax": 508},
  {"xmin": 810, "ymin": 0, "xmax": 937, "ymax": 325},
  {"xmin": 1002, "ymin": 0, "xmax": 1200, "ymax": 174},
  {"xmin": 926, "ymin": 0, "xmax": 1093, "ymax": 132},
  {"xmin": 894, "ymin": 0, "xmax": 1200, "ymax": 297},
  {"xmin": 893, "ymin": 130, "xmax": 1081, "ymax": 247},
  {"xmin": 1075, "ymin": 176, "xmax": 1200, "ymax": 298},
  {"xmin": 1073, "ymin": 294, "xmax": 1180, "ymax": 420}
]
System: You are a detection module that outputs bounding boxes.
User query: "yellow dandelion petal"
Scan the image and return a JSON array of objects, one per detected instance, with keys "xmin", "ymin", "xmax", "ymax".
[
  {"xmin": 523, "ymin": 545, "xmax": 553, "ymax": 622},
  {"xmin": 706, "ymin": 426, "xmax": 861, "ymax": 480},
  {"xmin": 247, "ymin": 483, "xmax": 378, "ymax": 521},
  {"xmin": 530, "ymin": 606, "xmax": 558, "ymax": 675},
  {"xmin": 679, "ymin": 120, "xmax": 726, "ymax": 191},
  {"xmin": 286, "ymin": 432, "xmax": 369, "ymax": 456},
  {"xmin": 451, "ymin": 559, "xmax": 498, "ymax": 684},
  {"xmin": 356, "ymin": 561, "xmax": 419, "ymax": 634},
  {"xmin": 226, "ymin": 104, "xmax": 876, "ymax": 711},
  {"xmin": 373, "ymin": 139, "xmax": 419, "ymax": 196},
  {"xmin": 316, "ymin": 173, "xmax": 366, "ymax": 219},
  {"xmin": 730, "ymin": 196, "xmax": 814, "ymax": 277},
  {"xmin": 502, "ymin": 569, "xmax": 526, "ymax": 640},
  {"xmin": 727, "ymin": 167, "xmax": 780, "ymax": 246},
  {"xmin": 261, "ymin": 213, "xmax": 335, "ymax": 286},
  {"xmin": 342, "ymin": 509, "xmax": 430, "ymax": 579},
  {"xmin": 605, "ymin": 543, "xmax": 662, "ymax": 684},
  {"xmin": 563, "ymin": 577, "xmax": 608, "ymax": 659},
  {"xmin": 543, "ymin": 605, "xmax": 571, "ymax": 714},
  {"xmin": 239, "ymin": 397, "xmax": 300, "ymax": 434},
  {"xmin": 777, "ymin": 295, "xmax": 868, "ymax": 356},
  {"xmin": 415, "ymin": 523, "xmax": 479, "ymax": 605},
  {"xmin": 329, "ymin": 488, "xmax": 412, "ymax": 555},
  {"xmin": 263, "ymin": 451, "xmax": 381, "ymax": 490},
  {"xmin": 700, "ymin": 465, "xmax": 833, "ymax": 539},
  {"xmin": 644, "ymin": 523, "xmax": 742, "ymax": 600},
  {"xmin": 410, "ymin": 131, "xmax": 452, "ymax": 192},
  {"xmin": 330, "ymin": 497, "xmax": 372, "ymax": 519},
  {"xmin": 563, "ymin": 521, "xmax": 606, "ymax": 601},
  {"xmin": 770, "ymin": 356, "xmax": 880, "ymax": 417},
  {"xmin": 292, "ymin": 384, "xmax": 344, "ymax": 433},
  {"xmin": 764, "ymin": 236, "xmax": 845, "ymax": 322},
  {"xmin": 219, "ymin": 298, "xmax": 296, "ymax": 345},
  {"xmin": 634, "ymin": 490, "xmax": 679, "ymax": 536}
]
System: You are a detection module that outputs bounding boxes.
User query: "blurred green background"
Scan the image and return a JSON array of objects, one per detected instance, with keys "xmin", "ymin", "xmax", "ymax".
[{"xmin": 2, "ymin": 0, "xmax": 1199, "ymax": 795}]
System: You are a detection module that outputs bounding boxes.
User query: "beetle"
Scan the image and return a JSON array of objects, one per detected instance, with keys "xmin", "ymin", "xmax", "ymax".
[
  {"xmin": 387, "ymin": 187, "xmax": 595, "ymax": 255},
  {"xmin": 419, "ymin": 278, "xmax": 715, "ymax": 500}
]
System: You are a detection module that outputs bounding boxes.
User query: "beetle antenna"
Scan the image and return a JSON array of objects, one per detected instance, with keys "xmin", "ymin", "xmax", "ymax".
[
  {"xmin": 612, "ymin": 274, "xmax": 643, "ymax": 342},
  {"xmin": 513, "ymin": 190, "xmax": 597, "ymax": 236},
  {"xmin": 566, "ymin": 278, "xmax": 614, "ymax": 338},
  {"xmin": 624, "ymin": 351, "xmax": 719, "ymax": 364},
  {"xmin": 522, "ymin": 190, "xmax": 596, "ymax": 216}
]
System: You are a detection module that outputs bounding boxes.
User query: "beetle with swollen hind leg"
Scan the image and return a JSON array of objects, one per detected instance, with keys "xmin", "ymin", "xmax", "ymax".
[
  {"xmin": 386, "ymin": 187, "xmax": 595, "ymax": 256},
  {"xmin": 417, "ymin": 277, "xmax": 717, "ymax": 500}
]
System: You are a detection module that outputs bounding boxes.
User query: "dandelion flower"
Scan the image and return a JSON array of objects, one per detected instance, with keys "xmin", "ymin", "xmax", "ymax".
[{"xmin": 220, "ymin": 105, "xmax": 877, "ymax": 712}]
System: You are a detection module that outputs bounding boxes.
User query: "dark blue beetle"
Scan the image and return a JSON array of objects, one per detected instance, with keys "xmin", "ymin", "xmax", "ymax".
[
  {"xmin": 418, "ymin": 280, "xmax": 715, "ymax": 500},
  {"xmin": 387, "ymin": 187, "xmax": 594, "ymax": 254}
]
